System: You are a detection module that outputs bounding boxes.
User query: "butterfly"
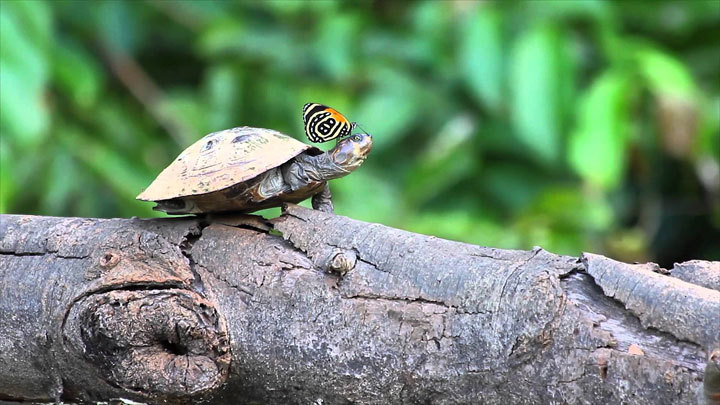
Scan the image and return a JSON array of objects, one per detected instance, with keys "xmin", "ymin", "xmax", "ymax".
[{"xmin": 303, "ymin": 103, "xmax": 357, "ymax": 143}]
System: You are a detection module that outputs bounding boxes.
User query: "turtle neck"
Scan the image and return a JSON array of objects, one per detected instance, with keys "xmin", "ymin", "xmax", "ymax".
[{"xmin": 296, "ymin": 152, "xmax": 351, "ymax": 182}]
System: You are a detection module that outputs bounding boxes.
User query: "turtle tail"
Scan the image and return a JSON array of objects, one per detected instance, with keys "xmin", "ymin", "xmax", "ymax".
[{"xmin": 153, "ymin": 198, "xmax": 198, "ymax": 215}]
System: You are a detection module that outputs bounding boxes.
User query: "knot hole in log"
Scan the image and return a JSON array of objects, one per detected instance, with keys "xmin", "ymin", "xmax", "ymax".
[{"xmin": 63, "ymin": 288, "xmax": 231, "ymax": 400}]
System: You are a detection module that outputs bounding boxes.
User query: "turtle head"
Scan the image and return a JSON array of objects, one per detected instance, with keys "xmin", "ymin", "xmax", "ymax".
[
  {"xmin": 328, "ymin": 133, "xmax": 373, "ymax": 172},
  {"xmin": 297, "ymin": 133, "xmax": 372, "ymax": 182}
]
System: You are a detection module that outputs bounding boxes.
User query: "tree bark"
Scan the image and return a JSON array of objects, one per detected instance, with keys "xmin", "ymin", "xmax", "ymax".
[{"xmin": 0, "ymin": 205, "xmax": 718, "ymax": 404}]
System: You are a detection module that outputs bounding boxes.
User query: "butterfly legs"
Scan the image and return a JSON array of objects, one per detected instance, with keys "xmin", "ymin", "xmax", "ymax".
[{"xmin": 311, "ymin": 182, "xmax": 334, "ymax": 213}]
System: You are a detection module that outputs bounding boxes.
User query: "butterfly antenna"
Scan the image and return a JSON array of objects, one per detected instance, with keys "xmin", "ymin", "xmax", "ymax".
[{"xmin": 354, "ymin": 123, "xmax": 370, "ymax": 135}]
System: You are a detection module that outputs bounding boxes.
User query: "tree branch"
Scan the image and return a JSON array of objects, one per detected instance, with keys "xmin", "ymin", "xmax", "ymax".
[{"xmin": 0, "ymin": 205, "xmax": 717, "ymax": 404}]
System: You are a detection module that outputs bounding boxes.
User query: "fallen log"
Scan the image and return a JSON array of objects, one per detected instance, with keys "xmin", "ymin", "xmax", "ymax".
[{"xmin": 0, "ymin": 205, "xmax": 717, "ymax": 404}]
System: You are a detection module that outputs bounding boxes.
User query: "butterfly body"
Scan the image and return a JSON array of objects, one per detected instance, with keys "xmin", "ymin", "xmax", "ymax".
[{"xmin": 303, "ymin": 103, "xmax": 356, "ymax": 143}]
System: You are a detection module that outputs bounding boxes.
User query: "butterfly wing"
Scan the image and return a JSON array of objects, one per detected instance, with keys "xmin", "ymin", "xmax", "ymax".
[{"xmin": 303, "ymin": 103, "xmax": 353, "ymax": 143}]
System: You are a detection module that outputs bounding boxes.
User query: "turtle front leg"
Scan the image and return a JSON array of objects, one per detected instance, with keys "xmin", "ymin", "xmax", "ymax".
[{"xmin": 311, "ymin": 182, "xmax": 334, "ymax": 213}]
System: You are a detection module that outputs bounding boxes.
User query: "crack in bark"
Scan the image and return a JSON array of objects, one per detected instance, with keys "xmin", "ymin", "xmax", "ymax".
[
  {"xmin": 0, "ymin": 250, "xmax": 46, "ymax": 256},
  {"xmin": 277, "ymin": 258, "xmax": 303, "ymax": 270},
  {"xmin": 494, "ymin": 248, "xmax": 542, "ymax": 319},
  {"xmin": 356, "ymin": 256, "xmax": 388, "ymax": 274},
  {"xmin": 277, "ymin": 206, "xmax": 308, "ymax": 223},
  {"xmin": 579, "ymin": 258, "xmax": 705, "ymax": 352},
  {"xmin": 0, "ymin": 250, "xmax": 89, "ymax": 259},
  {"xmin": 562, "ymin": 271, "xmax": 705, "ymax": 373},
  {"xmin": 312, "ymin": 306, "xmax": 327, "ymax": 323},
  {"xmin": 467, "ymin": 251, "xmax": 514, "ymax": 261},
  {"xmin": 557, "ymin": 264, "xmax": 584, "ymax": 280},
  {"xmin": 342, "ymin": 293, "xmax": 454, "ymax": 311},
  {"xmin": 199, "ymin": 262, "xmax": 256, "ymax": 297},
  {"xmin": 179, "ymin": 220, "xmax": 210, "ymax": 294}
]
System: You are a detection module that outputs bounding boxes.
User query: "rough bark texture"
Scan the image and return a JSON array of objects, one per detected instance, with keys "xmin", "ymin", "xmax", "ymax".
[
  {"xmin": 0, "ymin": 205, "xmax": 718, "ymax": 404},
  {"xmin": 671, "ymin": 260, "xmax": 720, "ymax": 292}
]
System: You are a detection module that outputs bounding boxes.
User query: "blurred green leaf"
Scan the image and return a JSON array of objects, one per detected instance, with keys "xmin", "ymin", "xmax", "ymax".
[
  {"xmin": 481, "ymin": 164, "xmax": 547, "ymax": 215},
  {"xmin": 410, "ymin": 1, "xmax": 451, "ymax": 67},
  {"xmin": 523, "ymin": 186, "xmax": 613, "ymax": 231},
  {"xmin": 314, "ymin": 13, "xmax": 359, "ymax": 80},
  {"xmin": 412, "ymin": 1, "xmax": 450, "ymax": 39},
  {"xmin": 364, "ymin": 31, "xmax": 435, "ymax": 67},
  {"xmin": 40, "ymin": 146, "xmax": 76, "ymax": 215},
  {"xmin": 59, "ymin": 127, "xmax": 156, "ymax": 217},
  {"xmin": 197, "ymin": 17, "xmax": 246, "ymax": 56},
  {"xmin": 0, "ymin": 65, "xmax": 49, "ymax": 148},
  {"xmin": 459, "ymin": 6, "xmax": 503, "ymax": 111},
  {"xmin": 96, "ymin": 0, "xmax": 138, "ymax": 52},
  {"xmin": 160, "ymin": 90, "xmax": 208, "ymax": 136},
  {"xmin": 409, "ymin": 209, "xmax": 520, "ymax": 249},
  {"xmin": 515, "ymin": 186, "xmax": 613, "ymax": 255},
  {"xmin": 52, "ymin": 41, "xmax": 103, "ymax": 108},
  {"xmin": 333, "ymin": 169, "xmax": 400, "ymax": 226},
  {"xmin": 354, "ymin": 67, "xmax": 422, "ymax": 152},
  {"xmin": 204, "ymin": 64, "xmax": 242, "ymax": 130},
  {"xmin": 509, "ymin": 24, "xmax": 574, "ymax": 165},
  {"xmin": 7, "ymin": 0, "xmax": 52, "ymax": 47},
  {"xmin": 92, "ymin": 99, "xmax": 172, "ymax": 161},
  {"xmin": 0, "ymin": 136, "xmax": 15, "ymax": 213},
  {"xmin": 568, "ymin": 71, "xmax": 631, "ymax": 189},
  {"xmin": 697, "ymin": 96, "xmax": 720, "ymax": 158},
  {"xmin": 613, "ymin": 1, "xmax": 720, "ymax": 37},
  {"xmin": 524, "ymin": 0, "xmax": 609, "ymax": 20},
  {"xmin": 637, "ymin": 48, "xmax": 696, "ymax": 99},
  {"xmin": 406, "ymin": 115, "xmax": 478, "ymax": 205},
  {"xmin": 0, "ymin": 1, "xmax": 50, "ymax": 148},
  {"xmin": 264, "ymin": 0, "xmax": 335, "ymax": 16},
  {"xmin": 199, "ymin": 18, "xmax": 304, "ymax": 72}
]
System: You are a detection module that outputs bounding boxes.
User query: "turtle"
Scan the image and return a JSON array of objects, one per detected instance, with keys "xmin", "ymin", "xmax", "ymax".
[{"xmin": 136, "ymin": 126, "xmax": 373, "ymax": 214}]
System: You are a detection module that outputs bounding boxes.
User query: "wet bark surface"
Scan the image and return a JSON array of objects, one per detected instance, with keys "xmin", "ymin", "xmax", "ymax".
[{"xmin": 0, "ymin": 205, "xmax": 718, "ymax": 404}]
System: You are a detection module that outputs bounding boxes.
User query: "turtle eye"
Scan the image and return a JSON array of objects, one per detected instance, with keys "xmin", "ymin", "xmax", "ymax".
[{"xmin": 352, "ymin": 135, "xmax": 362, "ymax": 141}]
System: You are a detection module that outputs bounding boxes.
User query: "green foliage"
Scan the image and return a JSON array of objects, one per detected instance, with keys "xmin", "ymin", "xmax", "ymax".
[
  {"xmin": 510, "ymin": 23, "xmax": 574, "ymax": 165},
  {"xmin": 1, "ymin": 0, "xmax": 718, "ymax": 266},
  {"xmin": 460, "ymin": 7, "xmax": 503, "ymax": 112},
  {"xmin": 569, "ymin": 71, "xmax": 632, "ymax": 190}
]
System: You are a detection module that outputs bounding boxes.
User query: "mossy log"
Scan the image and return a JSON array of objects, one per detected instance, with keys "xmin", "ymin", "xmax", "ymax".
[{"xmin": 0, "ymin": 205, "xmax": 718, "ymax": 404}]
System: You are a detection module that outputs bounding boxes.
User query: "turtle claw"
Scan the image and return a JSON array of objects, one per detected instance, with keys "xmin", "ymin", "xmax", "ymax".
[{"xmin": 316, "ymin": 203, "xmax": 334, "ymax": 213}]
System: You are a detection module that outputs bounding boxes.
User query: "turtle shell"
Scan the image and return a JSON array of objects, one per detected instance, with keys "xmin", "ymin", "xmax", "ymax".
[{"xmin": 137, "ymin": 126, "xmax": 322, "ymax": 201}]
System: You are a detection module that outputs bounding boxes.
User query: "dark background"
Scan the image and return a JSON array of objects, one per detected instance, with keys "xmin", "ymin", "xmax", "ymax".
[{"xmin": 1, "ymin": 0, "xmax": 718, "ymax": 267}]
